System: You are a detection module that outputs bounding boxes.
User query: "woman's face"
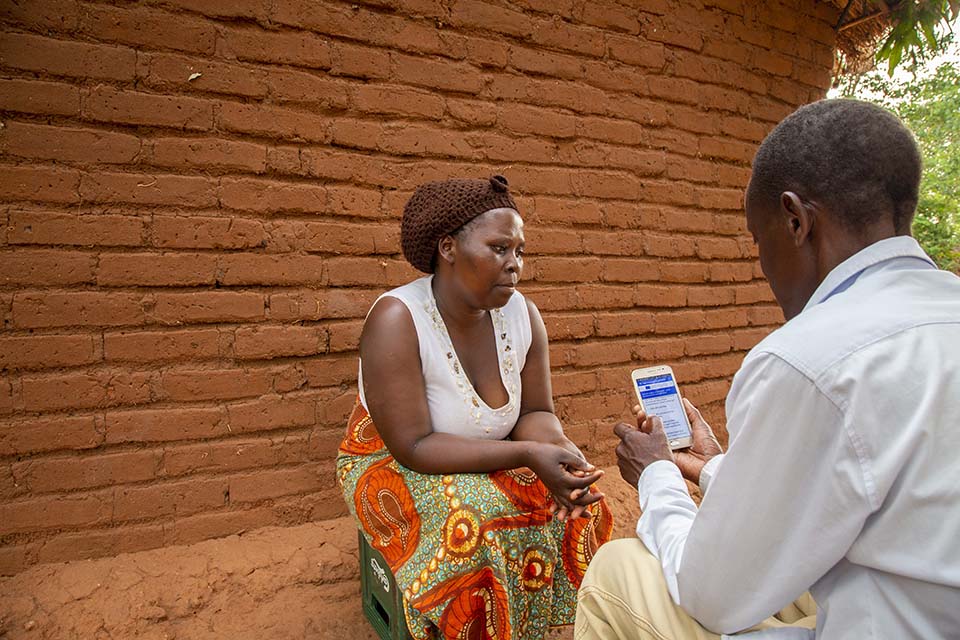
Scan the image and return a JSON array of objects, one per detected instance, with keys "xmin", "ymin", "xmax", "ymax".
[{"xmin": 442, "ymin": 207, "xmax": 525, "ymax": 309}]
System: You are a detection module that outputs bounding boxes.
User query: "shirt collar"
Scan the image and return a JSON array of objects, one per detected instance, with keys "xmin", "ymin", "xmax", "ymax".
[{"xmin": 802, "ymin": 235, "xmax": 937, "ymax": 312}]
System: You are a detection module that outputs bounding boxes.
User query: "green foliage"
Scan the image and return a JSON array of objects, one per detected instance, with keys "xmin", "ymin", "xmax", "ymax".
[
  {"xmin": 876, "ymin": 1, "xmax": 960, "ymax": 75},
  {"xmin": 838, "ymin": 55, "xmax": 960, "ymax": 271}
]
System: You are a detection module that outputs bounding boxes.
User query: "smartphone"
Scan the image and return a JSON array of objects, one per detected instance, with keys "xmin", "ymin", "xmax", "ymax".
[{"xmin": 630, "ymin": 365, "xmax": 693, "ymax": 450}]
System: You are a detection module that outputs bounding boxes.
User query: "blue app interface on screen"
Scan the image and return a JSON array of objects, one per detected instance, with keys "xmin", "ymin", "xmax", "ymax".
[{"xmin": 636, "ymin": 373, "xmax": 690, "ymax": 441}]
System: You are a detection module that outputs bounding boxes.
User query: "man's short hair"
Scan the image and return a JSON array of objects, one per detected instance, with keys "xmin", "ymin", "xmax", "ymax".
[{"xmin": 748, "ymin": 99, "xmax": 921, "ymax": 233}]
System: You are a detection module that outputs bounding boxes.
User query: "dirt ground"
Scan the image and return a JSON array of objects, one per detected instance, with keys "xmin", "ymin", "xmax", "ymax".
[{"xmin": 0, "ymin": 469, "xmax": 641, "ymax": 640}]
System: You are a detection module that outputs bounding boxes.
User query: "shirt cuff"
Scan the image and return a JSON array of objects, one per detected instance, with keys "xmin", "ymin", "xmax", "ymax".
[
  {"xmin": 637, "ymin": 459, "xmax": 687, "ymax": 508},
  {"xmin": 698, "ymin": 454, "xmax": 724, "ymax": 496}
]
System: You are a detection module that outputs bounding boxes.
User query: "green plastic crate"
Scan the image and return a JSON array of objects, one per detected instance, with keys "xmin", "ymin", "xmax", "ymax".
[{"xmin": 358, "ymin": 530, "xmax": 414, "ymax": 640}]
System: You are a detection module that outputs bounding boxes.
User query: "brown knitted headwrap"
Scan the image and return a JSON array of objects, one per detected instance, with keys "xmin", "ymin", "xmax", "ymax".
[{"xmin": 401, "ymin": 175, "xmax": 518, "ymax": 273}]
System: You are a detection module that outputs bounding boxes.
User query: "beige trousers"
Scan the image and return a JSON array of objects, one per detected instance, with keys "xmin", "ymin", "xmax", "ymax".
[{"xmin": 575, "ymin": 539, "xmax": 817, "ymax": 640}]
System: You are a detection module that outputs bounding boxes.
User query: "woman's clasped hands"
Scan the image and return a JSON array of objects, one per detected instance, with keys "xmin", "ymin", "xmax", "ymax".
[{"xmin": 525, "ymin": 441, "xmax": 604, "ymax": 522}]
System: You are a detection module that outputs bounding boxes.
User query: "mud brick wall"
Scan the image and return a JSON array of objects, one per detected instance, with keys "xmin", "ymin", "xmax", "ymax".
[{"xmin": 0, "ymin": 0, "xmax": 838, "ymax": 573}]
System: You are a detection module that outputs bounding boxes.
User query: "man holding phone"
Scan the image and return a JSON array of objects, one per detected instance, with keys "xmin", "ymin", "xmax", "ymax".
[{"xmin": 575, "ymin": 99, "xmax": 960, "ymax": 639}]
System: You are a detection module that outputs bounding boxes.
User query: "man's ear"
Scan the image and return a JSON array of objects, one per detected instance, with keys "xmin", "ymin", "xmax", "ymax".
[
  {"xmin": 780, "ymin": 192, "xmax": 814, "ymax": 247},
  {"xmin": 436, "ymin": 235, "xmax": 456, "ymax": 266}
]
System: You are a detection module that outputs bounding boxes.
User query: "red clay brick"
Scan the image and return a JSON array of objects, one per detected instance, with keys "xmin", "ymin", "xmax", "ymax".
[
  {"xmin": 139, "ymin": 52, "xmax": 268, "ymax": 99},
  {"xmin": 219, "ymin": 25, "xmax": 331, "ymax": 68},
  {"xmin": 166, "ymin": 505, "xmax": 274, "ymax": 546},
  {"xmin": 582, "ymin": 1, "xmax": 639, "ymax": 33},
  {"xmin": 330, "ymin": 41, "xmax": 392, "ymax": 80},
  {"xmin": 152, "ymin": 291, "xmax": 265, "ymax": 325},
  {"xmin": 0, "ymin": 166, "xmax": 80, "ymax": 204},
  {"xmin": 266, "ymin": 68, "xmax": 350, "ymax": 109},
  {"xmin": 35, "ymin": 522, "xmax": 165, "ymax": 566},
  {"xmin": 705, "ymin": 307, "xmax": 750, "ymax": 330},
  {"xmin": 268, "ymin": 289, "xmax": 378, "ymax": 322},
  {"xmin": 147, "ymin": 137, "xmax": 266, "ymax": 173},
  {"xmin": 732, "ymin": 327, "xmax": 773, "ymax": 351},
  {"xmin": 351, "ymin": 84, "xmax": 446, "ymax": 120},
  {"xmin": 379, "ymin": 123, "xmax": 477, "ymax": 158},
  {"xmin": 499, "ymin": 104, "xmax": 577, "ymax": 139},
  {"xmin": 12, "ymin": 291, "xmax": 146, "ymax": 329},
  {"xmin": 226, "ymin": 395, "xmax": 317, "ymax": 433},
  {"xmin": 642, "ymin": 233, "xmax": 697, "ymax": 258},
  {"xmin": 709, "ymin": 262, "xmax": 755, "ymax": 282},
  {"xmin": 97, "ymin": 252, "xmax": 217, "ymax": 287},
  {"xmin": 747, "ymin": 305, "xmax": 784, "ymax": 326},
  {"xmin": 606, "ymin": 35, "xmax": 665, "ymax": 68},
  {"xmin": 595, "ymin": 311, "xmax": 655, "ymax": 337},
  {"xmin": 574, "ymin": 284, "xmax": 635, "ymax": 309},
  {"xmin": 16, "ymin": 449, "xmax": 159, "ymax": 494},
  {"xmin": 80, "ymin": 4, "xmax": 216, "ymax": 55},
  {"xmin": 448, "ymin": 0, "xmax": 534, "ymax": 38},
  {"xmin": 219, "ymin": 102, "xmax": 331, "ymax": 143},
  {"xmin": 734, "ymin": 282, "xmax": 776, "ymax": 305},
  {"xmin": 218, "ymin": 254, "xmax": 326, "ymax": 287},
  {"xmin": 524, "ymin": 228, "xmax": 582, "ymax": 255},
  {"xmin": 233, "ymin": 325, "xmax": 327, "ymax": 360},
  {"xmin": 7, "ymin": 211, "xmax": 144, "ymax": 247},
  {"xmin": 529, "ymin": 257, "xmax": 601, "ymax": 283},
  {"xmin": 161, "ymin": 434, "xmax": 310, "ymax": 477},
  {"xmin": 0, "ymin": 334, "xmax": 98, "ymax": 370},
  {"xmin": 684, "ymin": 333, "xmax": 733, "ymax": 356},
  {"xmin": 0, "ymin": 79, "xmax": 81, "ymax": 117},
  {"xmin": 551, "ymin": 370, "xmax": 598, "ymax": 396},
  {"xmin": 83, "ymin": 86, "xmax": 214, "ymax": 131},
  {"xmin": 324, "ymin": 256, "xmax": 407, "ymax": 287},
  {"xmin": 0, "ymin": 33, "xmax": 136, "ymax": 81},
  {"xmin": 114, "ymin": 476, "xmax": 228, "ymax": 522},
  {"xmin": 20, "ymin": 371, "xmax": 155, "ymax": 412},
  {"xmin": 220, "ymin": 177, "xmax": 328, "ymax": 213},
  {"xmin": 0, "ymin": 0, "xmax": 80, "ymax": 31},
  {"xmin": 302, "ymin": 355, "xmax": 357, "ymax": 388},
  {"xmin": 578, "ymin": 229, "xmax": 643, "ymax": 257},
  {"xmin": 229, "ymin": 463, "xmax": 325, "ymax": 503},
  {"xmin": 105, "ymin": 328, "xmax": 220, "ymax": 363},
  {"xmin": 80, "ymin": 172, "xmax": 218, "ymax": 207},
  {"xmin": 571, "ymin": 339, "xmax": 635, "ymax": 368},
  {"xmin": 0, "ymin": 415, "xmax": 102, "ymax": 456},
  {"xmin": 660, "ymin": 261, "xmax": 710, "ymax": 283},
  {"xmin": 655, "ymin": 309, "xmax": 706, "ymax": 334},
  {"xmin": 0, "ymin": 249, "xmax": 95, "ymax": 286},
  {"xmin": 600, "ymin": 258, "xmax": 659, "ymax": 284},
  {"xmin": 160, "ymin": 0, "xmax": 272, "ymax": 20},
  {"xmin": 105, "ymin": 406, "xmax": 226, "ymax": 444},
  {"xmin": 0, "ymin": 493, "xmax": 112, "ymax": 536},
  {"xmin": 160, "ymin": 367, "xmax": 275, "ymax": 402},
  {"xmin": 634, "ymin": 284, "xmax": 687, "ymax": 308},
  {"xmin": 687, "ymin": 285, "xmax": 736, "ymax": 307},
  {"xmin": 0, "ymin": 122, "xmax": 140, "ymax": 165},
  {"xmin": 151, "ymin": 215, "xmax": 266, "ymax": 250},
  {"xmin": 328, "ymin": 319, "xmax": 363, "ymax": 352}
]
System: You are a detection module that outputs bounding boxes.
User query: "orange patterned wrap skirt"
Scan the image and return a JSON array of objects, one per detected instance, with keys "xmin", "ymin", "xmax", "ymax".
[{"xmin": 336, "ymin": 399, "xmax": 613, "ymax": 640}]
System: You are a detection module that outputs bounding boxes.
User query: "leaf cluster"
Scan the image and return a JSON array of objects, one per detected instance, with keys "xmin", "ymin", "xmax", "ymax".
[{"xmin": 876, "ymin": 0, "xmax": 960, "ymax": 74}]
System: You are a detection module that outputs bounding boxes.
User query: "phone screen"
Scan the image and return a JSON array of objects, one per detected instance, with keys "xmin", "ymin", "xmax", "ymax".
[{"xmin": 634, "ymin": 373, "xmax": 691, "ymax": 442}]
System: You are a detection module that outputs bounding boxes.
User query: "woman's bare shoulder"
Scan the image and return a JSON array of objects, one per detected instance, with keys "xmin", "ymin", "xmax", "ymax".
[{"xmin": 361, "ymin": 295, "xmax": 418, "ymax": 353}]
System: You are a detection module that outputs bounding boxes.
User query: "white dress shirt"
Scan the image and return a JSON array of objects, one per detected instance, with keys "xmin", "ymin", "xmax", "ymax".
[{"xmin": 636, "ymin": 237, "xmax": 960, "ymax": 639}]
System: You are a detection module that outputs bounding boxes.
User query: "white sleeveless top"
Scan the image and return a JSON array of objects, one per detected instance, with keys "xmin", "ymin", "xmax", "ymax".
[{"xmin": 358, "ymin": 275, "xmax": 532, "ymax": 440}]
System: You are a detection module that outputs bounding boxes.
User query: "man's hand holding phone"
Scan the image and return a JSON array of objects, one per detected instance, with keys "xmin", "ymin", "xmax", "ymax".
[
  {"xmin": 673, "ymin": 398, "xmax": 723, "ymax": 486},
  {"xmin": 613, "ymin": 409, "xmax": 675, "ymax": 487}
]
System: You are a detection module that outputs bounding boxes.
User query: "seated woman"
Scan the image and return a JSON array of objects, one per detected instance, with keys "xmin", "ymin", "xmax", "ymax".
[{"xmin": 337, "ymin": 176, "xmax": 613, "ymax": 639}]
